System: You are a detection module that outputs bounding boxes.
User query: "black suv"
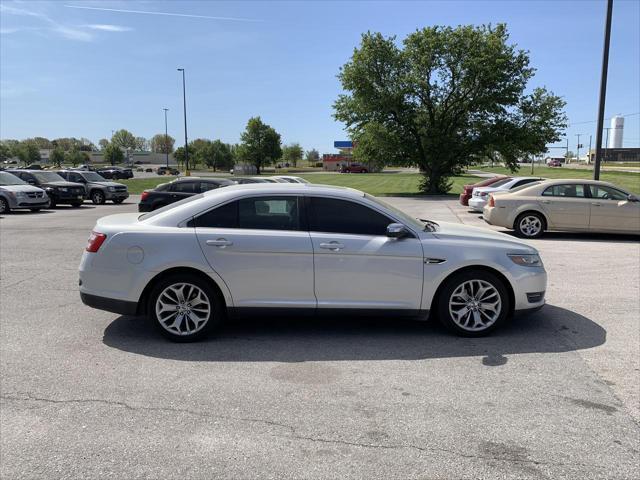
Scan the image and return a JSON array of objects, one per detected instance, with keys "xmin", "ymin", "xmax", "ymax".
[
  {"xmin": 96, "ymin": 166, "xmax": 134, "ymax": 180},
  {"xmin": 58, "ymin": 170, "xmax": 129, "ymax": 204},
  {"xmin": 138, "ymin": 177, "xmax": 235, "ymax": 212},
  {"xmin": 8, "ymin": 170, "xmax": 86, "ymax": 207}
]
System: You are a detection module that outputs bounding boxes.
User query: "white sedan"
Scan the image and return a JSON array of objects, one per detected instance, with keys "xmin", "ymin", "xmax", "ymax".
[
  {"xmin": 79, "ymin": 184, "xmax": 547, "ymax": 341},
  {"xmin": 469, "ymin": 177, "xmax": 543, "ymax": 212}
]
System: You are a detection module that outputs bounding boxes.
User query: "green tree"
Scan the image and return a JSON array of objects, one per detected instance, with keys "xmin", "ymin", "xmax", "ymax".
[
  {"xmin": 15, "ymin": 141, "xmax": 41, "ymax": 166},
  {"xmin": 150, "ymin": 134, "xmax": 175, "ymax": 154},
  {"xmin": 174, "ymin": 146, "xmax": 186, "ymax": 167},
  {"xmin": 31, "ymin": 137, "xmax": 52, "ymax": 149},
  {"xmin": 65, "ymin": 147, "xmax": 85, "ymax": 167},
  {"xmin": 135, "ymin": 136, "xmax": 148, "ymax": 151},
  {"xmin": 282, "ymin": 143, "xmax": 303, "ymax": 167},
  {"xmin": 237, "ymin": 117, "xmax": 282, "ymax": 174},
  {"xmin": 110, "ymin": 129, "xmax": 137, "ymax": 150},
  {"xmin": 0, "ymin": 143, "xmax": 12, "ymax": 162},
  {"xmin": 50, "ymin": 147, "xmax": 65, "ymax": 168},
  {"xmin": 198, "ymin": 140, "xmax": 234, "ymax": 171},
  {"xmin": 334, "ymin": 25, "xmax": 567, "ymax": 193},
  {"xmin": 304, "ymin": 148, "xmax": 320, "ymax": 165},
  {"xmin": 98, "ymin": 138, "xmax": 110, "ymax": 151},
  {"xmin": 103, "ymin": 143, "xmax": 124, "ymax": 166}
]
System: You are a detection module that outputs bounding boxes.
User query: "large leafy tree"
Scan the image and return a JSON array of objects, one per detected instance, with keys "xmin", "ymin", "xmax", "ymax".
[
  {"xmin": 197, "ymin": 140, "xmax": 234, "ymax": 171},
  {"xmin": 282, "ymin": 143, "xmax": 304, "ymax": 167},
  {"xmin": 334, "ymin": 25, "xmax": 567, "ymax": 193},
  {"xmin": 15, "ymin": 141, "xmax": 41, "ymax": 166},
  {"xmin": 103, "ymin": 143, "xmax": 124, "ymax": 166},
  {"xmin": 305, "ymin": 148, "xmax": 320, "ymax": 165},
  {"xmin": 50, "ymin": 147, "xmax": 65, "ymax": 167},
  {"xmin": 110, "ymin": 129, "xmax": 137, "ymax": 151},
  {"xmin": 237, "ymin": 117, "xmax": 282, "ymax": 174},
  {"xmin": 150, "ymin": 134, "xmax": 175, "ymax": 154}
]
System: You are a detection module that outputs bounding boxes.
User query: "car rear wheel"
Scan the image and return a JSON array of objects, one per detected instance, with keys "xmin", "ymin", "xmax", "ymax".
[
  {"xmin": 437, "ymin": 270, "xmax": 509, "ymax": 337},
  {"xmin": 514, "ymin": 212, "xmax": 545, "ymax": 238},
  {"xmin": 91, "ymin": 190, "xmax": 106, "ymax": 205},
  {"xmin": 149, "ymin": 274, "xmax": 224, "ymax": 342},
  {"xmin": 0, "ymin": 197, "xmax": 9, "ymax": 213}
]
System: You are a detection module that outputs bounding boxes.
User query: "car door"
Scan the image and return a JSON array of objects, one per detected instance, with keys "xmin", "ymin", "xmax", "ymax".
[
  {"xmin": 69, "ymin": 172, "xmax": 88, "ymax": 194},
  {"xmin": 307, "ymin": 196, "xmax": 424, "ymax": 310},
  {"xmin": 169, "ymin": 181, "xmax": 199, "ymax": 201},
  {"xmin": 538, "ymin": 184, "xmax": 591, "ymax": 230},
  {"xmin": 587, "ymin": 185, "xmax": 640, "ymax": 233},
  {"xmin": 194, "ymin": 195, "xmax": 315, "ymax": 308}
]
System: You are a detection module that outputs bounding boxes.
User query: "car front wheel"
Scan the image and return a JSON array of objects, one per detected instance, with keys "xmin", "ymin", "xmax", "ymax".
[
  {"xmin": 437, "ymin": 270, "xmax": 509, "ymax": 336},
  {"xmin": 0, "ymin": 197, "xmax": 9, "ymax": 214},
  {"xmin": 91, "ymin": 190, "xmax": 106, "ymax": 205},
  {"xmin": 514, "ymin": 212, "xmax": 545, "ymax": 238},
  {"xmin": 149, "ymin": 274, "xmax": 224, "ymax": 342}
]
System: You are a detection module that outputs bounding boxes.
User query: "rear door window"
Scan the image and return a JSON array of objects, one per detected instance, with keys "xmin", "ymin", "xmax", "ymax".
[
  {"xmin": 171, "ymin": 181, "xmax": 197, "ymax": 193},
  {"xmin": 542, "ymin": 184, "xmax": 586, "ymax": 197}
]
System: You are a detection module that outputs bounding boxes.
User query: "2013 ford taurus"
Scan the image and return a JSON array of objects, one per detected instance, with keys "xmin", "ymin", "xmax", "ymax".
[{"xmin": 79, "ymin": 184, "xmax": 547, "ymax": 341}]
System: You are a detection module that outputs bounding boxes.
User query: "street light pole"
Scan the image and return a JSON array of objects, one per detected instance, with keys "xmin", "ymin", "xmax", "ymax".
[
  {"xmin": 604, "ymin": 127, "xmax": 612, "ymax": 164},
  {"xmin": 575, "ymin": 133, "xmax": 582, "ymax": 163},
  {"xmin": 593, "ymin": 0, "xmax": 613, "ymax": 180},
  {"xmin": 177, "ymin": 68, "xmax": 189, "ymax": 176},
  {"xmin": 163, "ymin": 108, "xmax": 169, "ymax": 168}
]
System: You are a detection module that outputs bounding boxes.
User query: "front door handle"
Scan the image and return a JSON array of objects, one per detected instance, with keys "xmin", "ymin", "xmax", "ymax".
[
  {"xmin": 319, "ymin": 241, "xmax": 344, "ymax": 251},
  {"xmin": 541, "ymin": 200, "xmax": 551, "ymax": 204},
  {"xmin": 206, "ymin": 238, "xmax": 233, "ymax": 247},
  {"xmin": 591, "ymin": 202, "xmax": 601, "ymax": 207}
]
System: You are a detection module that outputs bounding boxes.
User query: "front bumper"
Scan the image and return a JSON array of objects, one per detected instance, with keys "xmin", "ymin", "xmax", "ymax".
[
  {"xmin": 105, "ymin": 191, "xmax": 129, "ymax": 201},
  {"xmin": 468, "ymin": 197, "xmax": 487, "ymax": 212}
]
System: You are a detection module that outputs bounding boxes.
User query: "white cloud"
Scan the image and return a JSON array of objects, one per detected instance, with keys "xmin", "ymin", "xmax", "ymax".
[
  {"xmin": 84, "ymin": 24, "xmax": 132, "ymax": 32},
  {"xmin": 0, "ymin": 2, "xmax": 94, "ymax": 41},
  {"xmin": 64, "ymin": 4, "xmax": 261, "ymax": 22}
]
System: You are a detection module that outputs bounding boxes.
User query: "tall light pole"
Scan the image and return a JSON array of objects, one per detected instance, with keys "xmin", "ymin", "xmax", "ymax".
[
  {"xmin": 604, "ymin": 127, "xmax": 612, "ymax": 163},
  {"xmin": 587, "ymin": 135, "xmax": 592, "ymax": 164},
  {"xmin": 593, "ymin": 0, "xmax": 613, "ymax": 180},
  {"xmin": 177, "ymin": 68, "xmax": 189, "ymax": 176},
  {"xmin": 163, "ymin": 108, "xmax": 169, "ymax": 168},
  {"xmin": 575, "ymin": 133, "xmax": 583, "ymax": 163}
]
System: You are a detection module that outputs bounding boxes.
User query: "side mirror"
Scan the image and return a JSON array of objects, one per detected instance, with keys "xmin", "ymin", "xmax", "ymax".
[
  {"xmin": 386, "ymin": 223, "xmax": 409, "ymax": 239},
  {"xmin": 628, "ymin": 194, "xmax": 638, "ymax": 202}
]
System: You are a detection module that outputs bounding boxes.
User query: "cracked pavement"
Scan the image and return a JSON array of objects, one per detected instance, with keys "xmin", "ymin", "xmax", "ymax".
[{"xmin": 1, "ymin": 197, "xmax": 639, "ymax": 479}]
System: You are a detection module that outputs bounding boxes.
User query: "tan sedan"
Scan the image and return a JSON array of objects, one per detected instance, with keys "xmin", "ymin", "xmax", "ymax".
[{"xmin": 483, "ymin": 179, "xmax": 640, "ymax": 238}]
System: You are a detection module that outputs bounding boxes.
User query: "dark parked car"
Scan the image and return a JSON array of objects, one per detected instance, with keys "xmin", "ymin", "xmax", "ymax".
[
  {"xmin": 58, "ymin": 170, "xmax": 129, "ymax": 204},
  {"xmin": 97, "ymin": 166, "xmax": 134, "ymax": 180},
  {"xmin": 232, "ymin": 177, "xmax": 270, "ymax": 184},
  {"xmin": 157, "ymin": 166, "xmax": 180, "ymax": 175},
  {"xmin": 25, "ymin": 164, "xmax": 43, "ymax": 170},
  {"xmin": 138, "ymin": 177, "xmax": 235, "ymax": 212},
  {"xmin": 7, "ymin": 170, "xmax": 86, "ymax": 207},
  {"xmin": 338, "ymin": 163, "xmax": 368, "ymax": 173},
  {"xmin": 459, "ymin": 176, "xmax": 509, "ymax": 206}
]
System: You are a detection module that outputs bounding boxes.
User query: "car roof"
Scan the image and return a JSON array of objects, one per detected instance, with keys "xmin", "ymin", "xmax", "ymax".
[{"xmin": 142, "ymin": 183, "xmax": 365, "ymax": 226}]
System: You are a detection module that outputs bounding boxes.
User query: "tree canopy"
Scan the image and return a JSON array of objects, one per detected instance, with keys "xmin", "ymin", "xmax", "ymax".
[
  {"xmin": 103, "ymin": 143, "xmax": 124, "ymax": 166},
  {"xmin": 305, "ymin": 148, "xmax": 320, "ymax": 165},
  {"xmin": 237, "ymin": 117, "xmax": 282, "ymax": 174},
  {"xmin": 282, "ymin": 143, "xmax": 304, "ymax": 167},
  {"xmin": 150, "ymin": 134, "xmax": 175, "ymax": 154},
  {"xmin": 110, "ymin": 129, "xmax": 138, "ymax": 151},
  {"xmin": 334, "ymin": 25, "xmax": 567, "ymax": 193}
]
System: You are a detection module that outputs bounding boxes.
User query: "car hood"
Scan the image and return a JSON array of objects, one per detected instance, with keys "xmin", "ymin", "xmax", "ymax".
[
  {"xmin": 0, "ymin": 184, "xmax": 45, "ymax": 193},
  {"xmin": 431, "ymin": 221, "xmax": 536, "ymax": 253}
]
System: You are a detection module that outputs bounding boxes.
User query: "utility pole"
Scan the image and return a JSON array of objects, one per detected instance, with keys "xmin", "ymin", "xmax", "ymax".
[
  {"xmin": 587, "ymin": 135, "xmax": 592, "ymax": 164},
  {"xmin": 565, "ymin": 138, "xmax": 569, "ymax": 164},
  {"xmin": 163, "ymin": 108, "xmax": 169, "ymax": 168},
  {"xmin": 593, "ymin": 0, "xmax": 613, "ymax": 180},
  {"xmin": 575, "ymin": 133, "xmax": 583, "ymax": 164},
  {"xmin": 177, "ymin": 68, "xmax": 189, "ymax": 176},
  {"xmin": 604, "ymin": 127, "xmax": 612, "ymax": 163}
]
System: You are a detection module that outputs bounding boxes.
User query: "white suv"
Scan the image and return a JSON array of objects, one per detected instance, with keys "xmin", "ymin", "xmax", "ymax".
[{"xmin": 79, "ymin": 184, "xmax": 547, "ymax": 341}]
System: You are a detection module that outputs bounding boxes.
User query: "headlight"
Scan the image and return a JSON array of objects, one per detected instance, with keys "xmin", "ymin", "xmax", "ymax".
[
  {"xmin": 508, "ymin": 253, "xmax": 543, "ymax": 267},
  {"xmin": 15, "ymin": 191, "xmax": 27, "ymax": 198},
  {"xmin": 107, "ymin": 187, "xmax": 115, "ymax": 192}
]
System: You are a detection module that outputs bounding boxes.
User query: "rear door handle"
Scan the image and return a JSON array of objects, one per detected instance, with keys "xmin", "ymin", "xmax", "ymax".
[
  {"xmin": 319, "ymin": 241, "xmax": 344, "ymax": 251},
  {"xmin": 206, "ymin": 238, "xmax": 233, "ymax": 247}
]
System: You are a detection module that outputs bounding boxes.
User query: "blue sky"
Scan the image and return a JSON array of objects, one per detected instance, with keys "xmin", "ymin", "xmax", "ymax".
[{"xmin": 1, "ymin": 0, "xmax": 638, "ymax": 155}]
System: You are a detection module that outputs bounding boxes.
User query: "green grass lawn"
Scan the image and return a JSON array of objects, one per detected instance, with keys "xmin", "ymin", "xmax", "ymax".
[
  {"xmin": 474, "ymin": 166, "xmax": 640, "ymax": 194},
  {"xmin": 119, "ymin": 176, "xmax": 177, "ymax": 194}
]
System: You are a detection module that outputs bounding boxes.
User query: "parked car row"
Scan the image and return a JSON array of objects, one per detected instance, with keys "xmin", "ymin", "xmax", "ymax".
[
  {"xmin": 138, "ymin": 176, "xmax": 310, "ymax": 212},
  {"xmin": 0, "ymin": 169, "xmax": 129, "ymax": 213},
  {"xmin": 460, "ymin": 175, "xmax": 639, "ymax": 237}
]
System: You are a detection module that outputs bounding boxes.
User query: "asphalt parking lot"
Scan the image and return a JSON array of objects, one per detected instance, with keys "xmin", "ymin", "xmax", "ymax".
[{"xmin": 1, "ymin": 196, "xmax": 639, "ymax": 479}]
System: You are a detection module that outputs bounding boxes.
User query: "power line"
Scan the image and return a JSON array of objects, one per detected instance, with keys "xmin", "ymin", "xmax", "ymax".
[{"xmin": 569, "ymin": 111, "xmax": 639, "ymax": 126}]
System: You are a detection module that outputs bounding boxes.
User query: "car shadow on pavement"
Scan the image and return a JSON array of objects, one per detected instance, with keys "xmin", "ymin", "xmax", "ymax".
[
  {"xmin": 102, "ymin": 304, "xmax": 605, "ymax": 363},
  {"xmin": 501, "ymin": 230, "xmax": 640, "ymax": 243}
]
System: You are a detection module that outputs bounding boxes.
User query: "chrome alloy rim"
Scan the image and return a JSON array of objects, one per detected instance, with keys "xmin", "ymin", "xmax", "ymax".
[
  {"xmin": 449, "ymin": 280, "xmax": 501, "ymax": 331},
  {"xmin": 155, "ymin": 283, "xmax": 211, "ymax": 336},
  {"xmin": 519, "ymin": 215, "xmax": 542, "ymax": 237}
]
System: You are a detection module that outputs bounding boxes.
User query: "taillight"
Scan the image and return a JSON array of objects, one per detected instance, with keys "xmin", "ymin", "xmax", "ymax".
[
  {"xmin": 141, "ymin": 191, "xmax": 149, "ymax": 201},
  {"xmin": 86, "ymin": 231, "xmax": 107, "ymax": 253},
  {"xmin": 488, "ymin": 195, "xmax": 495, "ymax": 207}
]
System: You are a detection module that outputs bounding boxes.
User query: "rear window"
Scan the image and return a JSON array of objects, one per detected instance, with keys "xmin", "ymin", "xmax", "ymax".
[{"xmin": 139, "ymin": 194, "xmax": 204, "ymax": 221}]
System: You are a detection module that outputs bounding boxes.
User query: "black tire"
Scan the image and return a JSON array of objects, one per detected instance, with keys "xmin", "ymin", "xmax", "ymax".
[
  {"xmin": 514, "ymin": 212, "xmax": 545, "ymax": 239},
  {"xmin": 91, "ymin": 190, "xmax": 106, "ymax": 205},
  {"xmin": 49, "ymin": 198, "xmax": 57, "ymax": 208},
  {"xmin": 0, "ymin": 197, "xmax": 10, "ymax": 214},
  {"xmin": 71, "ymin": 201, "xmax": 83, "ymax": 208},
  {"xmin": 436, "ymin": 270, "xmax": 510, "ymax": 337},
  {"xmin": 112, "ymin": 198, "xmax": 124, "ymax": 204},
  {"xmin": 148, "ymin": 273, "xmax": 225, "ymax": 342},
  {"xmin": 30, "ymin": 208, "xmax": 41, "ymax": 212}
]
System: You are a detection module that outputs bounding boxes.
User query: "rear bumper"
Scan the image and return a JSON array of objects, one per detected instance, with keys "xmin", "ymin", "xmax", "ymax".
[
  {"xmin": 459, "ymin": 193, "xmax": 471, "ymax": 206},
  {"xmin": 138, "ymin": 202, "xmax": 152, "ymax": 212},
  {"xmin": 80, "ymin": 292, "xmax": 138, "ymax": 316},
  {"xmin": 468, "ymin": 197, "xmax": 487, "ymax": 212}
]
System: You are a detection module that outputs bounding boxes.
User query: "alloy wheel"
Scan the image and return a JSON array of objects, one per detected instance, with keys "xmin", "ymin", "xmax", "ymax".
[
  {"xmin": 155, "ymin": 282, "xmax": 211, "ymax": 336},
  {"xmin": 0, "ymin": 198, "xmax": 7, "ymax": 213},
  {"xmin": 448, "ymin": 279, "xmax": 502, "ymax": 332},
  {"xmin": 519, "ymin": 215, "xmax": 542, "ymax": 237}
]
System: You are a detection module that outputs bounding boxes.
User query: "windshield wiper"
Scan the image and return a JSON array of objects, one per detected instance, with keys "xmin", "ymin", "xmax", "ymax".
[{"xmin": 419, "ymin": 219, "xmax": 439, "ymax": 232}]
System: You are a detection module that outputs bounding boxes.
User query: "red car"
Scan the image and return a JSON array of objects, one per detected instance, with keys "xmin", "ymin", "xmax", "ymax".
[
  {"xmin": 459, "ymin": 176, "xmax": 509, "ymax": 206},
  {"xmin": 338, "ymin": 163, "xmax": 368, "ymax": 173},
  {"xmin": 548, "ymin": 160, "xmax": 562, "ymax": 167}
]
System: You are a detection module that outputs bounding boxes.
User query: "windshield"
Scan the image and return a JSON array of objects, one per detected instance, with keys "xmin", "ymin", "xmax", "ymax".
[
  {"xmin": 0, "ymin": 171, "xmax": 27, "ymax": 186},
  {"xmin": 81, "ymin": 172, "xmax": 108, "ymax": 182},
  {"xmin": 32, "ymin": 172, "xmax": 65, "ymax": 183},
  {"xmin": 364, "ymin": 194, "xmax": 432, "ymax": 232}
]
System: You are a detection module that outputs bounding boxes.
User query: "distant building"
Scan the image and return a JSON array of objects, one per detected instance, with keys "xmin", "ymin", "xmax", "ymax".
[
  {"xmin": 588, "ymin": 148, "xmax": 640, "ymax": 163},
  {"xmin": 322, "ymin": 141, "xmax": 354, "ymax": 171},
  {"xmin": 608, "ymin": 116, "xmax": 624, "ymax": 149}
]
